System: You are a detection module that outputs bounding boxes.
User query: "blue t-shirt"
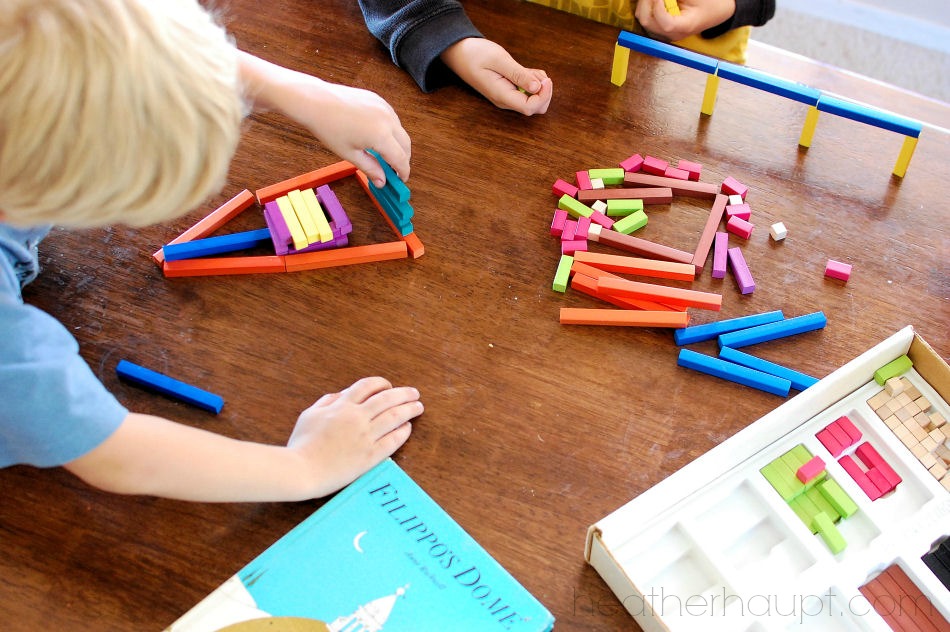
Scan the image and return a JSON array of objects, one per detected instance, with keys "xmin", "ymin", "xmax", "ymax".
[{"xmin": 0, "ymin": 223, "xmax": 128, "ymax": 467}]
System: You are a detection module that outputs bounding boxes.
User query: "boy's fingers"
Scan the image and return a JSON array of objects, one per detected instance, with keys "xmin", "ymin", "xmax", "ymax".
[
  {"xmin": 634, "ymin": 0, "xmax": 651, "ymax": 26},
  {"xmin": 502, "ymin": 62, "xmax": 542, "ymax": 95},
  {"xmin": 310, "ymin": 392, "xmax": 343, "ymax": 409},
  {"xmin": 640, "ymin": 0, "xmax": 697, "ymax": 40},
  {"xmin": 341, "ymin": 376, "xmax": 394, "ymax": 403},
  {"xmin": 394, "ymin": 125, "xmax": 411, "ymax": 163},
  {"xmin": 373, "ymin": 422, "xmax": 413, "ymax": 458},
  {"xmin": 636, "ymin": 0, "xmax": 668, "ymax": 34},
  {"xmin": 372, "ymin": 400, "xmax": 423, "ymax": 439},
  {"xmin": 513, "ymin": 78, "xmax": 552, "ymax": 116},
  {"xmin": 529, "ymin": 79, "xmax": 553, "ymax": 115},
  {"xmin": 364, "ymin": 386, "xmax": 422, "ymax": 421},
  {"xmin": 360, "ymin": 133, "xmax": 411, "ymax": 187},
  {"xmin": 373, "ymin": 135, "xmax": 411, "ymax": 183},
  {"xmin": 351, "ymin": 151, "xmax": 388, "ymax": 188},
  {"xmin": 653, "ymin": 10, "xmax": 679, "ymax": 35},
  {"xmin": 339, "ymin": 379, "xmax": 421, "ymax": 422}
]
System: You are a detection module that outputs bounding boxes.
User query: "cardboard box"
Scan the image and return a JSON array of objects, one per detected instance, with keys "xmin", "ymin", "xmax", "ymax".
[{"xmin": 586, "ymin": 326, "xmax": 950, "ymax": 631}]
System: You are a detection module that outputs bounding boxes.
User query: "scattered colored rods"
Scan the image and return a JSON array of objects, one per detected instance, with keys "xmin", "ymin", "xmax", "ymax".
[
  {"xmin": 152, "ymin": 158, "xmax": 424, "ymax": 278},
  {"xmin": 549, "ymin": 151, "xmax": 834, "ymax": 397}
]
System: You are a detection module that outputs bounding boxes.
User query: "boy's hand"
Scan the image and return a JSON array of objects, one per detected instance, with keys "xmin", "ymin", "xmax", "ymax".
[
  {"xmin": 238, "ymin": 51, "xmax": 411, "ymax": 187},
  {"xmin": 286, "ymin": 377, "xmax": 423, "ymax": 498},
  {"xmin": 63, "ymin": 377, "xmax": 421, "ymax": 502},
  {"xmin": 636, "ymin": 0, "xmax": 736, "ymax": 42},
  {"xmin": 441, "ymin": 38, "xmax": 552, "ymax": 116},
  {"xmin": 274, "ymin": 79, "xmax": 411, "ymax": 187}
]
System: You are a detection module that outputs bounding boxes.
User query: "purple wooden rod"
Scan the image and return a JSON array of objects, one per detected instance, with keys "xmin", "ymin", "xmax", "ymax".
[
  {"xmin": 712, "ymin": 231, "xmax": 728, "ymax": 279},
  {"xmin": 287, "ymin": 234, "xmax": 349, "ymax": 254},
  {"xmin": 316, "ymin": 184, "xmax": 352, "ymax": 234},
  {"xmin": 263, "ymin": 202, "xmax": 292, "ymax": 255},
  {"xmin": 727, "ymin": 246, "xmax": 755, "ymax": 294}
]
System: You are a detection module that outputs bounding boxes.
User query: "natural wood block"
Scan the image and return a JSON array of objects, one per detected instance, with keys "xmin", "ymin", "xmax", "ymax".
[
  {"xmin": 895, "ymin": 406, "xmax": 915, "ymax": 423},
  {"xmin": 867, "ymin": 390, "xmax": 891, "ymax": 412},
  {"xmin": 883, "ymin": 414, "xmax": 902, "ymax": 430},
  {"xmin": 915, "ymin": 412, "xmax": 934, "ymax": 429},
  {"xmin": 884, "ymin": 399, "xmax": 904, "ymax": 415},
  {"xmin": 912, "ymin": 444, "xmax": 937, "ymax": 469},
  {"xmin": 903, "ymin": 381, "xmax": 922, "ymax": 399},
  {"xmin": 895, "ymin": 424, "xmax": 915, "ymax": 446},
  {"xmin": 929, "ymin": 427, "xmax": 947, "ymax": 444},
  {"xmin": 904, "ymin": 420, "xmax": 929, "ymax": 442},
  {"xmin": 884, "ymin": 376, "xmax": 905, "ymax": 395}
]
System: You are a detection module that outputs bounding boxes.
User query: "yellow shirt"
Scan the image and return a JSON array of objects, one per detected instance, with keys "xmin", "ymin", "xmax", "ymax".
[{"xmin": 524, "ymin": 0, "xmax": 751, "ymax": 64}]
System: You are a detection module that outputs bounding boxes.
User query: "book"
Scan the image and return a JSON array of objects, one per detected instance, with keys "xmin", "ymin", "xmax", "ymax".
[{"xmin": 168, "ymin": 458, "xmax": 555, "ymax": 632}]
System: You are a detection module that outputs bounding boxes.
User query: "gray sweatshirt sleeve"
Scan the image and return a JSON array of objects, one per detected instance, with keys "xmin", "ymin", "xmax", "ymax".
[
  {"xmin": 358, "ymin": 0, "xmax": 484, "ymax": 92},
  {"xmin": 701, "ymin": 0, "xmax": 776, "ymax": 39}
]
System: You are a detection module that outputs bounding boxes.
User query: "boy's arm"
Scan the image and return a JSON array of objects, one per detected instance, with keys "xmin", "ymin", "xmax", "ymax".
[
  {"xmin": 358, "ymin": 0, "xmax": 552, "ymax": 115},
  {"xmin": 357, "ymin": 0, "xmax": 482, "ymax": 92},
  {"xmin": 237, "ymin": 51, "xmax": 411, "ymax": 187},
  {"xmin": 63, "ymin": 377, "xmax": 422, "ymax": 502}
]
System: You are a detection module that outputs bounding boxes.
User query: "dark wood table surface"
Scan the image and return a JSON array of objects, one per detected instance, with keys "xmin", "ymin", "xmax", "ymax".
[{"xmin": 2, "ymin": 1, "xmax": 947, "ymax": 630}]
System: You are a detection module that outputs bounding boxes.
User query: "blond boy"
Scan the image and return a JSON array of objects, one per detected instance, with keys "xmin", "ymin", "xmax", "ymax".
[{"xmin": 0, "ymin": 0, "xmax": 423, "ymax": 501}]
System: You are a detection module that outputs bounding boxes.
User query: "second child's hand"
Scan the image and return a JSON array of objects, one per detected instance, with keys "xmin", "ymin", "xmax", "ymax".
[{"xmin": 441, "ymin": 38, "xmax": 553, "ymax": 116}]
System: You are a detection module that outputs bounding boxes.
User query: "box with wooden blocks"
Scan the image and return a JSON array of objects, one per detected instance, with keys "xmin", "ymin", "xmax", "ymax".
[{"xmin": 587, "ymin": 326, "xmax": 950, "ymax": 632}]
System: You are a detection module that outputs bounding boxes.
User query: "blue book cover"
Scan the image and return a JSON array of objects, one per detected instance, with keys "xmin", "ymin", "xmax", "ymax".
[{"xmin": 169, "ymin": 459, "xmax": 555, "ymax": 632}]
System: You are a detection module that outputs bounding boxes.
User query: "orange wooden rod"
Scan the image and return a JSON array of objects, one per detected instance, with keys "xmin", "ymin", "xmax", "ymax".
[
  {"xmin": 570, "ymin": 273, "xmax": 678, "ymax": 311},
  {"xmin": 401, "ymin": 232, "xmax": 426, "ymax": 259},
  {"xmin": 152, "ymin": 189, "xmax": 255, "ymax": 266},
  {"xmin": 597, "ymin": 276, "xmax": 722, "ymax": 311},
  {"xmin": 355, "ymin": 168, "xmax": 399, "ymax": 236},
  {"xmin": 354, "ymin": 170, "xmax": 426, "ymax": 259},
  {"xmin": 255, "ymin": 161, "xmax": 358, "ymax": 204},
  {"xmin": 573, "ymin": 250, "xmax": 696, "ymax": 281},
  {"xmin": 559, "ymin": 308, "xmax": 690, "ymax": 327},
  {"xmin": 163, "ymin": 255, "xmax": 286, "ymax": 277},
  {"xmin": 284, "ymin": 241, "xmax": 407, "ymax": 272},
  {"xmin": 346, "ymin": 169, "xmax": 425, "ymax": 258},
  {"xmin": 571, "ymin": 262, "xmax": 686, "ymax": 310}
]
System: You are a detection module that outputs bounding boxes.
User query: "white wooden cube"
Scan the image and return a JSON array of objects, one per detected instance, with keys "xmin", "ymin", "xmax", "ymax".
[{"xmin": 769, "ymin": 222, "xmax": 788, "ymax": 241}]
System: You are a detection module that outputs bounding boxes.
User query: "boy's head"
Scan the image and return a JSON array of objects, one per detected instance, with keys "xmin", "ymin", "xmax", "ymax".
[{"xmin": 0, "ymin": 0, "xmax": 245, "ymax": 228}]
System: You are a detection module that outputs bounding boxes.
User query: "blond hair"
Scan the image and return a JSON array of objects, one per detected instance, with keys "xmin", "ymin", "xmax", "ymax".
[{"xmin": 0, "ymin": 0, "xmax": 244, "ymax": 228}]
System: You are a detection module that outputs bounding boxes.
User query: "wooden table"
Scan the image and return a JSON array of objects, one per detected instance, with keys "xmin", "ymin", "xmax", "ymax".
[{"xmin": 2, "ymin": 1, "xmax": 947, "ymax": 630}]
